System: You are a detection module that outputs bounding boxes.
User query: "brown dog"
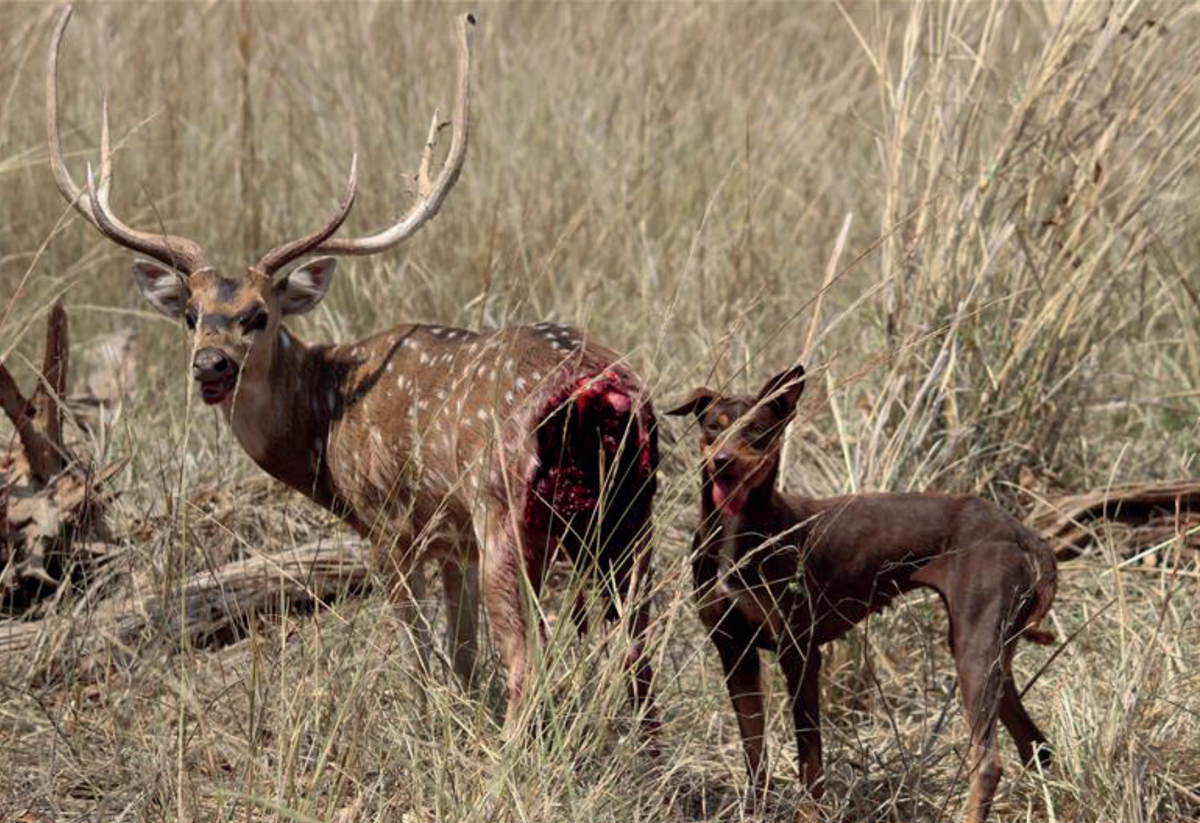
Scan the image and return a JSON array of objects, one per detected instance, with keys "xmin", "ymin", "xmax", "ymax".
[{"xmin": 667, "ymin": 364, "xmax": 1056, "ymax": 823}]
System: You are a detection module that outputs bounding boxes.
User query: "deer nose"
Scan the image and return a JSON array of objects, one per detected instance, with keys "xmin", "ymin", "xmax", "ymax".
[{"xmin": 192, "ymin": 347, "xmax": 237, "ymax": 381}]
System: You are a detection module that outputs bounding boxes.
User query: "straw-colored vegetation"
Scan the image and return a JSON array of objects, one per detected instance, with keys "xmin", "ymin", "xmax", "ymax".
[{"xmin": 2, "ymin": 2, "xmax": 1198, "ymax": 821}]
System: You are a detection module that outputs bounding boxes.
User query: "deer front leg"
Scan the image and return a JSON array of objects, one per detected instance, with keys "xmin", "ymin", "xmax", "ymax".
[
  {"xmin": 779, "ymin": 642, "xmax": 824, "ymax": 820},
  {"xmin": 382, "ymin": 563, "xmax": 435, "ymax": 707},
  {"xmin": 440, "ymin": 556, "xmax": 480, "ymax": 693}
]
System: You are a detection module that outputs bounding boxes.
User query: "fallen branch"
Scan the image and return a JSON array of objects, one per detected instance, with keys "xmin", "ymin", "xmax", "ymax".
[
  {"xmin": 1028, "ymin": 480, "xmax": 1200, "ymax": 559},
  {"xmin": 2, "ymin": 301, "xmax": 125, "ymax": 607},
  {"xmin": 0, "ymin": 539, "xmax": 370, "ymax": 683}
]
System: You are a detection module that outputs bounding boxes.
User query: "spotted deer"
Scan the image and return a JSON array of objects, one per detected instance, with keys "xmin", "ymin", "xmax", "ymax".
[{"xmin": 47, "ymin": 6, "xmax": 658, "ymax": 734}]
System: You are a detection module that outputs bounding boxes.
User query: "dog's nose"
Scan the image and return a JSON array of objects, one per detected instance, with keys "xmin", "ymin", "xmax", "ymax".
[
  {"xmin": 711, "ymin": 451, "xmax": 735, "ymax": 472},
  {"xmin": 192, "ymin": 347, "xmax": 238, "ymax": 381}
]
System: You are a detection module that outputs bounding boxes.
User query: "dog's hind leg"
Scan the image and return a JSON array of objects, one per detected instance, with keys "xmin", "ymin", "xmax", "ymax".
[
  {"xmin": 947, "ymin": 568, "xmax": 1012, "ymax": 823},
  {"xmin": 998, "ymin": 672, "xmax": 1051, "ymax": 768}
]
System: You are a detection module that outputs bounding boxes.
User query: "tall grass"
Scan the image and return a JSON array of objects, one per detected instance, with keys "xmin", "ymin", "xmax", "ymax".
[{"xmin": 1, "ymin": 2, "xmax": 1198, "ymax": 821}]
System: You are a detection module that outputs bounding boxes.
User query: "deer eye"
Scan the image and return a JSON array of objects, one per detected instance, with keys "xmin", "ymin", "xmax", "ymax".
[
  {"xmin": 184, "ymin": 310, "xmax": 197, "ymax": 330},
  {"xmin": 241, "ymin": 309, "xmax": 268, "ymax": 332}
]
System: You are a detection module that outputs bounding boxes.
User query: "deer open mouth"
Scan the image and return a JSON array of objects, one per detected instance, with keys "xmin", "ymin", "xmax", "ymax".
[{"xmin": 197, "ymin": 374, "xmax": 237, "ymax": 405}]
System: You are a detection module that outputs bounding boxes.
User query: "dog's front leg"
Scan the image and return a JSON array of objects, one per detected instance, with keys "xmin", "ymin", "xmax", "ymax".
[
  {"xmin": 779, "ymin": 641, "xmax": 824, "ymax": 817},
  {"xmin": 712, "ymin": 628, "xmax": 768, "ymax": 798}
]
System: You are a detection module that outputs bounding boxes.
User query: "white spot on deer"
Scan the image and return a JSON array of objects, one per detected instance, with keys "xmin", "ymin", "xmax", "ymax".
[
  {"xmin": 476, "ymin": 364, "xmax": 487, "ymax": 378},
  {"xmin": 420, "ymin": 352, "xmax": 430, "ymax": 365},
  {"xmin": 408, "ymin": 338, "xmax": 421, "ymax": 351},
  {"xmin": 504, "ymin": 357, "xmax": 515, "ymax": 372},
  {"xmin": 430, "ymin": 326, "xmax": 446, "ymax": 337},
  {"xmin": 505, "ymin": 391, "xmax": 514, "ymax": 405},
  {"xmin": 552, "ymin": 342, "xmax": 566, "ymax": 351},
  {"xmin": 476, "ymin": 409, "xmax": 489, "ymax": 423},
  {"xmin": 516, "ymin": 377, "xmax": 527, "ymax": 392},
  {"xmin": 531, "ymin": 370, "xmax": 541, "ymax": 381},
  {"xmin": 397, "ymin": 375, "xmax": 408, "ymax": 391},
  {"xmin": 386, "ymin": 361, "xmax": 394, "ymax": 374},
  {"xmin": 418, "ymin": 399, "xmax": 428, "ymax": 411},
  {"xmin": 371, "ymin": 428, "xmax": 383, "ymax": 448}
]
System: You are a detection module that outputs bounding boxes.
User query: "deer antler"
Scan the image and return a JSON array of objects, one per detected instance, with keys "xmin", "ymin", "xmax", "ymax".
[
  {"xmin": 250, "ymin": 155, "xmax": 359, "ymax": 278},
  {"xmin": 315, "ymin": 12, "xmax": 475, "ymax": 257},
  {"xmin": 46, "ymin": 5, "xmax": 211, "ymax": 276}
]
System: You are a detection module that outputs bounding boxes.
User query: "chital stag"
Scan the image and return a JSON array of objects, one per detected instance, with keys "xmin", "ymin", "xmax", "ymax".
[{"xmin": 47, "ymin": 6, "xmax": 658, "ymax": 733}]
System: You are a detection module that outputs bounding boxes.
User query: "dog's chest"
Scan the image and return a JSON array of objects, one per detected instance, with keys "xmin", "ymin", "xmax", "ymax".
[{"xmin": 717, "ymin": 516, "xmax": 788, "ymax": 638}]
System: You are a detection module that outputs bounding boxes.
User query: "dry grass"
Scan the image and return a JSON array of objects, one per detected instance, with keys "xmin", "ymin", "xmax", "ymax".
[{"xmin": 2, "ymin": 2, "xmax": 1199, "ymax": 821}]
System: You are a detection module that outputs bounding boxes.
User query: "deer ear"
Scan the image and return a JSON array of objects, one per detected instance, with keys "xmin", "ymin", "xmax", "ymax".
[
  {"xmin": 132, "ymin": 259, "xmax": 190, "ymax": 318},
  {"xmin": 664, "ymin": 387, "xmax": 718, "ymax": 418},
  {"xmin": 277, "ymin": 257, "xmax": 337, "ymax": 316},
  {"xmin": 757, "ymin": 364, "xmax": 806, "ymax": 417}
]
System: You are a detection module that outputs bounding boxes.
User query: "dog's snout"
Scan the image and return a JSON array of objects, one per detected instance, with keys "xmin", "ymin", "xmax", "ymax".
[
  {"xmin": 192, "ymin": 347, "xmax": 237, "ymax": 381},
  {"xmin": 711, "ymin": 451, "xmax": 736, "ymax": 471}
]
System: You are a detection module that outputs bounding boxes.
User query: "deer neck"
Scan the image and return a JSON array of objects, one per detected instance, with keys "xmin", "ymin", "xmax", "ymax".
[{"xmin": 221, "ymin": 327, "xmax": 330, "ymax": 497}]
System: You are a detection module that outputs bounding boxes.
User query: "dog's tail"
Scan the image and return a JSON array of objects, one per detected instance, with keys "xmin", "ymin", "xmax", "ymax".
[{"xmin": 1017, "ymin": 528, "xmax": 1058, "ymax": 646}]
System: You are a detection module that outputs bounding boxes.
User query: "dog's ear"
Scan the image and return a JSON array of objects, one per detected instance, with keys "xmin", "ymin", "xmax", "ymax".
[
  {"xmin": 757, "ymin": 364, "xmax": 806, "ymax": 418},
  {"xmin": 665, "ymin": 387, "xmax": 718, "ymax": 418}
]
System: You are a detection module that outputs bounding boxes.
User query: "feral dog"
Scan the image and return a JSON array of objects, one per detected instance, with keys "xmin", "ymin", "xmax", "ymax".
[{"xmin": 667, "ymin": 364, "xmax": 1056, "ymax": 823}]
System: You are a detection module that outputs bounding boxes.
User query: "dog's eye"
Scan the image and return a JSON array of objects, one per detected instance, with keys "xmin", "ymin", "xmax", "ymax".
[{"xmin": 743, "ymin": 422, "xmax": 773, "ymax": 444}]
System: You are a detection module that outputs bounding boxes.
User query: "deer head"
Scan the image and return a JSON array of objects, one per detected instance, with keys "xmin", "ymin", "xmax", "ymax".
[
  {"xmin": 665, "ymin": 364, "xmax": 806, "ymax": 516},
  {"xmin": 46, "ymin": 5, "xmax": 473, "ymax": 406}
]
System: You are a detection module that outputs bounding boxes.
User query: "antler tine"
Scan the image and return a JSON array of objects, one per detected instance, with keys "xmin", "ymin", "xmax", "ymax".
[
  {"xmin": 253, "ymin": 154, "xmax": 359, "ymax": 278},
  {"xmin": 46, "ymin": 4, "xmax": 210, "ymax": 275},
  {"xmin": 315, "ymin": 12, "xmax": 475, "ymax": 257},
  {"xmin": 47, "ymin": 6, "xmax": 88, "ymax": 217},
  {"xmin": 98, "ymin": 94, "xmax": 112, "ymax": 204}
]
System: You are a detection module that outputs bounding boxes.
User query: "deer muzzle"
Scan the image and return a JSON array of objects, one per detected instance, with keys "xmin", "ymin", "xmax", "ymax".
[{"xmin": 192, "ymin": 347, "xmax": 239, "ymax": 404}]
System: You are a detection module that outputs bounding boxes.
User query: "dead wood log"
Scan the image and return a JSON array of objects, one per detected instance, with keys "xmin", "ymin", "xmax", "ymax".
[
  {"xmin": 0, "ymin": 539, "xmax": 370, "ymax": 684},
  {"xmin": 1, "ymin": 301, "xmax": 125, "ymax": 607},
  {"xmin": 1028, "ymin": 480, "xmax": 1200, "ymax": 559}
]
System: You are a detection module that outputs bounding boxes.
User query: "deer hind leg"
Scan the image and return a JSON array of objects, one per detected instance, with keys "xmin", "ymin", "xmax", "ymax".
[
  {"xmin": 478, "ymin": 509, "xmax": 544, "ymax": 738},
  {"xmin": 440, "ymin": 556, "xmax": 480, "ymax": 693},
  {"xmin": 621, "ymin": 532, "xmax": 660, "ymax": 736}
]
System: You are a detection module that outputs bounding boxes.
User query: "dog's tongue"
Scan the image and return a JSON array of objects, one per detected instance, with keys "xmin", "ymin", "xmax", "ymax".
[{"xmin": 711, "ymin": 477, "xmax": 748, "ymax": 517}]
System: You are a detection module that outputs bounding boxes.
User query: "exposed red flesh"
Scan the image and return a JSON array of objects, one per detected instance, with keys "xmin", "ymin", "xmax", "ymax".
[{"xmin": 524, "ymin": 369, "xmax": 656, "ymax": 551}]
